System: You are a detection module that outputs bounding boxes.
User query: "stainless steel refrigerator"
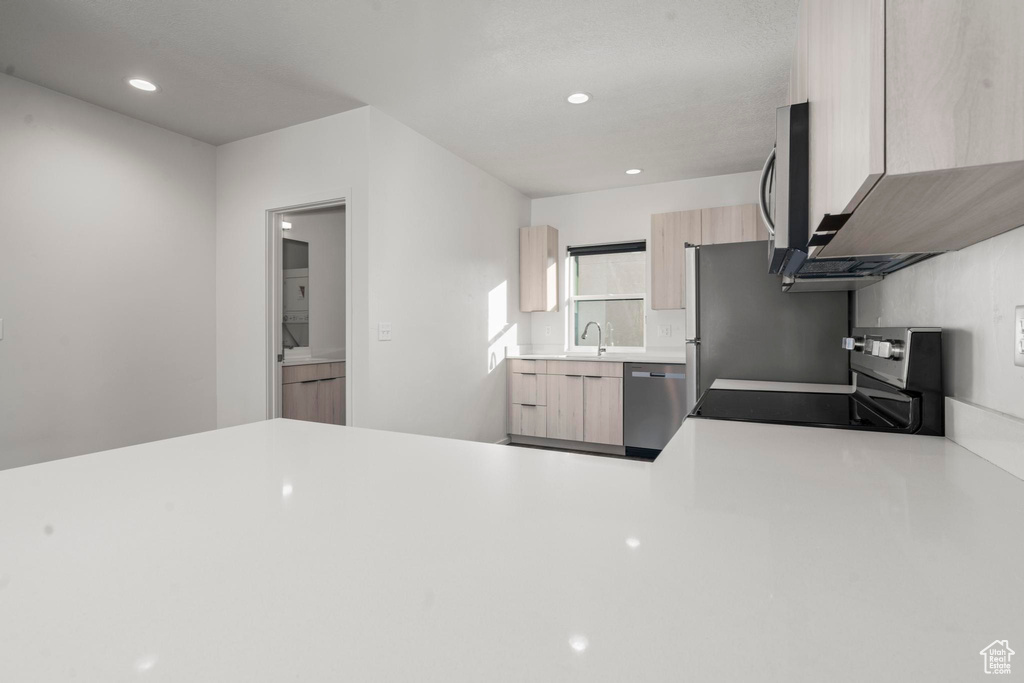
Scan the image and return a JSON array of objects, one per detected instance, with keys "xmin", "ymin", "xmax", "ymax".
[{"xmin": 684, "ymin": 241, "xmax": 849, "ymax": 413}]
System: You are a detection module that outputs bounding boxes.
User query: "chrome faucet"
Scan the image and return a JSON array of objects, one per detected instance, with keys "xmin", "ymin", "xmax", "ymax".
[{"xmin": 581, "ymin": 321, "xmax": 606, "ymax": 356}]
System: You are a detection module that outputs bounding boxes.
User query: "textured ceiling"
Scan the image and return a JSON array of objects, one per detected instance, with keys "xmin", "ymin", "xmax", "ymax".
[{"xmin": 0, "ymin": 0, "xmax": 797, "ymax": 197}]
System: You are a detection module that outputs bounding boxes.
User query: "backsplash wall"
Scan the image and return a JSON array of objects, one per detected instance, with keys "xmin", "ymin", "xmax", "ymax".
[{"xmin": 855, "ymin": 224, "xmax": 1024, "ymax": 421}]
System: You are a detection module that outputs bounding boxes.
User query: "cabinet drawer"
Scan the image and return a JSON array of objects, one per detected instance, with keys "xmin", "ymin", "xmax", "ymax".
[
  {"xmin": 282, "ymin": 364, "xmax": 321, "ymax": 384},
  {"xmin": 545, "ymin": 360, "xmax": 622, "ymax": 378},
  {"xmin": 509, "ymin": 404, "xmax": 547, "ymax": 438},
  {"xmin": 282, "ymin": 361, "xmax": 344, "ymax": 384},
  {"xmin": 509, "ymin": 359, "xmax": 547, "ymax": 374},
  {"xmin": 511, "ymin": 372, "xmax": 547, "ymax": 405}
]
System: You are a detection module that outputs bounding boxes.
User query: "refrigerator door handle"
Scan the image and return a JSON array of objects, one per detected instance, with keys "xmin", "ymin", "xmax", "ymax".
[
  {"xmin": 685, "ymin": 340, "xmax": 699, "ymax": 415},
  {"xmin": 685, "ymin": 246, "xmax": 698, "ymax": 339}
]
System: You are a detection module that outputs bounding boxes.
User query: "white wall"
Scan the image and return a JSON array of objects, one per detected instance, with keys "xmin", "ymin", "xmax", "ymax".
[
  {"xmin": 215, "ymin": 108, "xmax": 370, "ymax": 429},
  {"xmin": 855, "ymin": 224, "xmax": 1024, "ymax": 421},
  {"xmin": 0, "ymin": 74, "xmax": 217, "ymax": 469},
  {"xmin": 529, "ymin": 171, "xmax": 761, "ymax": 351},
  {"xmin": 215, "ymin": 107, "xmax": 530, "ymax": 443},
  {"xmin": 364, "ymin": 108, "xmax": 531, "ymax": 442},
  {"xmin": 284, "ymin": 207, "xmax": 346, "ymax": 359}
]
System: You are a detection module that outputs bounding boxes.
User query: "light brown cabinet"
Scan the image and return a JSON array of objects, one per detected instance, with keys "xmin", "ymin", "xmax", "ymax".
[
  {"xmin": 519, "ymin": 225, "xmax": 559, "ymax": 312},
  {"xmin": 507, "ymin": 361, "xmax": 623, "ymax": 447},
  {"xmin": 650, "ymin": 209, "xmax": 701, "ymax": 310},
  {"xmin": 281, "ymin": 361, "xmax": 345, "ymax": 425},
  {"xmin": 795, "ymin": 0, "xmax": 1024, "ymax": 258},
  {"xmin": 583, "ymin": 376, "xmax": 623, "ymax": 446},
  {"xmin": 545, "ymin": 373, "xmax": 584, "ymax": 441},
  {"xmin": 650, "ymin": 203, "xmax": 764, "ymax": 310},
  {"xmin": 805, "ymin": 0, "xmax": 885, "ymax": 237},
  {"xmin": 701, "ymin": 204, "xmax": 769, "ymax": 245}
]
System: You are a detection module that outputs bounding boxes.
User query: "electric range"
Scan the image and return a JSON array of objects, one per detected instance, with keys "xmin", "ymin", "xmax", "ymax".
[{"xmin": 689, "ymin": 327, "xmax": 943, "ymax": 436}]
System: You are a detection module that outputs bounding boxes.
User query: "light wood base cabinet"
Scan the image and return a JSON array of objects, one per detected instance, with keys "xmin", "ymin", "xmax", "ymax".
[
  {"xmin": 510, "ymin": 404, "xmax": 546, "ymax": 438},
  {"xmin": 583, "ymin": 377, "xmax": 623, "ymax": 446},
  {"xmin": 507, "ymin": 361, "xmax": 623, "ymax": 449},
  {"xmin": 281, "ymin": 362, "xmax": 346, "ymax": 426},
  {"xmin": 545, "ymin": 374, "xmax": 584, "ymax": 442}
]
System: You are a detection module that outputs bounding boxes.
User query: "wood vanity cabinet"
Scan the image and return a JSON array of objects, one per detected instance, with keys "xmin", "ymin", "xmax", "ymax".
[
  {"xmin": 519, "ymin": 225, "xmax": 559, "ymax": 312},
  {"xmin": 281, "ymin": 362, "xmax": 345, "ymax": 425},
  {"xmin": 794, "ymin": 0, "xmax": 1024, "ymax": 258}
]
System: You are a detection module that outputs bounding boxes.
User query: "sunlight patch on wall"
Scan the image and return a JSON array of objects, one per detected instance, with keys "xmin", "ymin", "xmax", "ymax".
[
  {"xmin": 488, "ymin": 323, "xmax": 517, "ymax": 374},
  {"xmin": 488, "ymin": 281, "xmax": 508, "ymax": 340}
]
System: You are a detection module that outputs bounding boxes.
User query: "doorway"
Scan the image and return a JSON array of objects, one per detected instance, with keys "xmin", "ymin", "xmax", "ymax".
[{"xmin": 265, "ymin": 198, "xmax": 351, "ymax": 425}]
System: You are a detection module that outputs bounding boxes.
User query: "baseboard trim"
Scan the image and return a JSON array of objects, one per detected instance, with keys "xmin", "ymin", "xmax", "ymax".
[
  {"xmin": 509, "ymin": 435, "xmax": 626, "ymax": 456},
  {"xmin": 945, "ymin": 397, "xmax": 1024, "ymax": 481}
]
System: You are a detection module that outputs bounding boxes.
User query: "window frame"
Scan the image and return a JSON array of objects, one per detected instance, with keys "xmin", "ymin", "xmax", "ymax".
[{"xmin": 567, "ymin": 243, "xmax": 647, "ymax": 354}]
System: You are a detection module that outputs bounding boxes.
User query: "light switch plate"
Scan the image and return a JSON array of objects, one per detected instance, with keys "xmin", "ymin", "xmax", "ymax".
[
  {"xmin": 378, "ymin": 322, "xmax": 392, "ymax": 342},
  {"xmin": 1015, "ymin": 306, "xmax": 1024, "ymax": 367}
]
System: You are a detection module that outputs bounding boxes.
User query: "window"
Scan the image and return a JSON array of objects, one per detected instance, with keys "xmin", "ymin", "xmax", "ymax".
[{"xmin": 568, "ymin": 241, "xmax": 646, "ymax": 352}]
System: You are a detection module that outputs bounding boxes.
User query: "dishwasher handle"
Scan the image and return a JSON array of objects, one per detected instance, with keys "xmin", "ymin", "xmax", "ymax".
[{"xmin": 630, "ymin": 371, "xmax": 685, "ymax": 379}]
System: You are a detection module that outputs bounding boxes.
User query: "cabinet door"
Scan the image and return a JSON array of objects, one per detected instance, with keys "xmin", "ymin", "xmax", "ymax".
[
  {"xmin": 282, "ymin": 381, "xmax": 319, "ymax": 422},
  {"xmin": 650, "ymin": 209, "xmax": 701, "ymax": 310},
  {"xmin": 546, "ymin": 374, "xmax": 584, "ymax": 441},
  {"xmin": 806, "ymin": 0, "xmax": 885, "ymax": 233},
  {"xmin": 519, "ymin": 225, "xmax": 559, "ymax": 312},
  {"xmin": 583, "ymin": 377, "xmax": 623, "ymax": 446},
  {"xmin": 317, "ymin": 378, "xmax": 344, "ymax": 425},
  {"xmin": 700, "ymin": 204, "xmax": 767, "ymax": 244}
]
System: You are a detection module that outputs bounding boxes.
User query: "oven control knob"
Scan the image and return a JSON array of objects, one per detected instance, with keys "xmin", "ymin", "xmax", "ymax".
[
  {"xmin": 872, "ymin": 340, "xmax": 905, "ymax": 359},
  {"xmin": 841, "ymin": 336, "xmax": 865, "ymax": 352}
]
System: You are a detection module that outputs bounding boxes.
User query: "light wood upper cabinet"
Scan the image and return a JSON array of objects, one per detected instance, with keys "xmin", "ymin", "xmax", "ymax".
[
  {"xmin": 701, "ymin": 204, "xmax": 769, "ymax": 245},
  {"xmin": 650, "ymin": 209, "xmax": 701, "ymax": 310},
  {"xmin": 545, "ymin": 374, "xmax": 584, "ymax": 442},
  {"xmin": 805, "ymin": 0, "xmax": 885, "ymax": 236},
  {"xmin": 799, "ymin": 0, "xmax": 1024, "ymax": 258},
  {"xmin": 519, "ymin": 225, "xmax": 559, "ymax": 313},
  {"xmin": 583, "ymin": 377, "xmax": 623, "ymax": 446}
]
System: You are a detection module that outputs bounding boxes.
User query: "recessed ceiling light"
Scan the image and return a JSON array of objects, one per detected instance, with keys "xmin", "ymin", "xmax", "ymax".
[
  {"xmin": 625, "ymin": 168, "xmax": 643, "ymax": 175},
  {"xmin": 566, "ymin": 92, "xmax": 591, "ymax": 104},
  {"xmin": 128, "ymin": 78, "xmax": 158, "ymax": 92}
]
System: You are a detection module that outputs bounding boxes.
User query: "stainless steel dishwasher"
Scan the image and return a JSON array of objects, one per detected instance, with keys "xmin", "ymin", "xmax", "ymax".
[{"xmin": 623, "ymin": 363, "xmax": 687, "ymax": 460}]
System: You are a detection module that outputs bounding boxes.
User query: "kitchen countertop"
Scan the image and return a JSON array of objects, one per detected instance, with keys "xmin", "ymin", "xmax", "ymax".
[
  {"xmin": 1, "ymin": 419, "xmax": 1020, "ymax": 681},
  {"xmin": 281, "ymin": 357, "xmax": 346, "ymax": 367},
  {"xmin": 509, "ymin": 352, "xmax": 686, "ymax": 364},
  {"xmin": 710, "ymin": 378, "xmax": 855, "ymax": 393}
]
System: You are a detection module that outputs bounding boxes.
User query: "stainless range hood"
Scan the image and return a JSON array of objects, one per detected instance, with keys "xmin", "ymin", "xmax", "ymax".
[{"xmin": 760, "ymin": 103, "xmax": 939, "ymax": 291}]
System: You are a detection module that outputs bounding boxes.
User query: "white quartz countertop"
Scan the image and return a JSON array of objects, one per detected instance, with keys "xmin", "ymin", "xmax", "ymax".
[
  {"xmin": 2, "ymin": 419, "xmax": 1021, "ymax": 681},
  {"xmin": 711, "ymin": 378, "xmax": 855, "ymax": 393},
  {"xmin": 509, "ymin": 352, "xmax": 686, "ymax": 364},
  {"xmin": 281, "ymin": 357, "xmax": 346, "ymax": 366}
]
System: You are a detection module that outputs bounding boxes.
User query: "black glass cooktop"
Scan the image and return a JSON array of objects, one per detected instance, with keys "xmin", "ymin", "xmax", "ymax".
[{"xmin": 691, "ymin": 388, "xmax": 916, "ymax": 432}]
